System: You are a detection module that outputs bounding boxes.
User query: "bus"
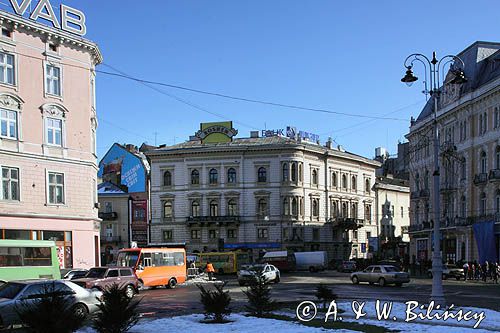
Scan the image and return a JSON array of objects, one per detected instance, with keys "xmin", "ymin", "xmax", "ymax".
[
  {"xmin": 260, "ymin": 251, "xmax": 296, "ymax": 272},
  {"xmin": 0, "ymin": 240, "xmax": 61, "ymax": 281},
  {"xmin": 197, "ymin": 251, "xmax": 250, "ymax": 274},
  {"xmin": 116, "ymin": 247, "xmax": 186, "ymax": 288}
]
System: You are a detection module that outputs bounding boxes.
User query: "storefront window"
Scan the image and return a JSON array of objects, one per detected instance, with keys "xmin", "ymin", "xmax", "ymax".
[
  {"xmin": 4, "ymin": 230, "xmax": 31, "ymax": 240},
  {"xmin": 42, "ymin": 231, "xmax": 65, "ymax": 241}
]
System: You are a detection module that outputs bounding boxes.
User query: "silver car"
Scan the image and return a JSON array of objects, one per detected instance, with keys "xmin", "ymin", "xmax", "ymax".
[
  {"xmin": 0, "ymin": 280, "xmax": 102, "ymax": 329},
  {"xmin": 350, "ymin": 265, "xmax": 410, "ymax": 287}
]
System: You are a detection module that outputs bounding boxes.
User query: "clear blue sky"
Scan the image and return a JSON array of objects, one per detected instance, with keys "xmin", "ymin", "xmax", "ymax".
[{"xmin": 18, "ymin": 1, "xmax": 500, "ymax": 159}]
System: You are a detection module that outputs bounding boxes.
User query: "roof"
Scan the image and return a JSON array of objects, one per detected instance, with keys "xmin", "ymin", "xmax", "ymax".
[
  {"xmin": 97, "ymin": 182, "xmax": 127, "ymax": 196},
  {"xmin": 375, "ymin": 176, "xmax": 409, "ymax": 187}
]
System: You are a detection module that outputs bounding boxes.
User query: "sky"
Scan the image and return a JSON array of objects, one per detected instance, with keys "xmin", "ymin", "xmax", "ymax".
[{"xmin": 6, "ymin": 0, "xmax": 500, "ymax": 159}]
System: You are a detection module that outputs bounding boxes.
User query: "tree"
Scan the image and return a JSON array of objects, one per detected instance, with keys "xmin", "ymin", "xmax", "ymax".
[
  {"xmin": 243, "ymin": 274, "xmax": 277, "ymax": 317},
  {"xmin": 197, "ymin": 282, "xmax": 231, "ymax": 323},
  {"xmin": 315, "ymin": 284, "xmax": 336, "ymax": 310},
  {"xmin": 92, "ymin": 284, "xmax": 141, "ymax": 333}
]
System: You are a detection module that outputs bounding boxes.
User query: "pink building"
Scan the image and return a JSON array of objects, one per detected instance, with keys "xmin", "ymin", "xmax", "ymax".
[{"xmin": 0, "ymin": 10, "xmax": 102, "ymax": 269}]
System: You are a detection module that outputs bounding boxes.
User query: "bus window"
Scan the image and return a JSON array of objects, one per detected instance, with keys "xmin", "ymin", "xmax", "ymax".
[
  {"xmin": 173, "ymin": 252, "xmax": 184, "ymax": 266},
  {"xmin": 116, "ymin": 251, "xmax": 140, "ymax": 268}
]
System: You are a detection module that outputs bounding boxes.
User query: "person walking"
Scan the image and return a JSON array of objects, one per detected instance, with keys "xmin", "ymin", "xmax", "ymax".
[
  {"xmin": 206, "ymin": 261, "xmax": 215, "ymax": 281},
  {"xmin": 492, "ymin": 262, "xmax": 498, "ymax": 284},
  {"xmin": 462, "ymin": 261, "xmax": 469, "ymax": 282},
  {"xmin": 482, "ymin": 261, "xmax": 488, "ymax": 282}
]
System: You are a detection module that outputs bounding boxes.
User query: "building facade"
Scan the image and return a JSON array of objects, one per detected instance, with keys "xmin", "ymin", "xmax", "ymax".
[
  {"xmin": 148, "ymin": 122, "xmax": 381, "ymax": 262},
  {"xmin": 0, "ymin": 9, "xmax": 102, "ymax": 269},
  {"xmin": 407, "ymin": 41, "xmax": 500, "ymax": 265}
]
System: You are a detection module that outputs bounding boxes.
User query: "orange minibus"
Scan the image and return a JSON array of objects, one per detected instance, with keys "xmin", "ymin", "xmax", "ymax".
[{"xmin": 117, "ymin": 247, "xmax": 186, "ymax": 288}]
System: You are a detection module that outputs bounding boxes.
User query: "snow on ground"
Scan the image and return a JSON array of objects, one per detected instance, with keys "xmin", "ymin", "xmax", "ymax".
[{"xmin": 76, "ymin": 313, "xmax": 356, "ymax": 333}]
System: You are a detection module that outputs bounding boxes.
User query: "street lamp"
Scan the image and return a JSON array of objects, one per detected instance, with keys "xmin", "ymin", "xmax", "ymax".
[{"xmin": 401, "ymin": 51, "xmax": 466, "ymax": 306}]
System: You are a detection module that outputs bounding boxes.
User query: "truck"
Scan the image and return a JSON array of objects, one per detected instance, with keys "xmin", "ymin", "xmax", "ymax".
[
  {"xmin": 293, "ymin": 251, "xmax": 327, "ymax": 272},
  {"xmin": 260, "ymin": 251, "xmax": 296, "ymax": 272}
]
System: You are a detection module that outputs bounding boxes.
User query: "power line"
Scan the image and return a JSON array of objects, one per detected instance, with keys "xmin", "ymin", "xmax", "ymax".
[{"xmin": 97, "ymin": 64, "xmax": 409, "ymax": 122}]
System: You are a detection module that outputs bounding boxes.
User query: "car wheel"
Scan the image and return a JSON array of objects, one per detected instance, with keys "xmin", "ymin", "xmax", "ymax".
[
  {"xmin": 125, "ymin": 285, "xmax": 135, "ymax": 298},
  {"xmin": 395, "ymin": 283, "xmax": 402, "ymax": 287},
  {"xmin": 274, "ymin": 274, "xmax": 280, "ymax": 283},
  {"xmin": 138, "ymin": 280, "xmax": 144, "ymax": 290},
  {"xmin": 167, "ymin": 278, "xmax": 177, "ymax": 289},
  {"xmin": 351, "ymin": 276, "xmax": 359, "ymax": 284},
  {"xmin": 218, "ymin": 268, "xmax": 224, "ymax": 274},
  {"xmin": 378, "ymin": 277, "xmax": 386, "ymax": 287},
  {"xmin": 72, "ymin": 303, "xmax": 89, "ymax": 319}
]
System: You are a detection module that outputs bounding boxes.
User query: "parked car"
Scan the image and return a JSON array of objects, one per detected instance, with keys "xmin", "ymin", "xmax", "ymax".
[
  {"xmin": 427, "ymin": 264, "xmax": 465, "ymax": 280},
  {"xmin": 351, "ymin": 265, "xmax": 410, "ymax": 287},
  {"xmin": 0, "ymin": 280, "xmax": 102, "ymax": 329},
  {"xmin": 337, "ymin": 260, "xmax": 357, "ymax": 272},
  {"xmin": 294, "ymin": 251, "xmax": 327, "ymax": 272},
  {"xmin": 237, "ymin": 264, "xmax": 280, "ymax": 286},
  {"xmin": 62, "ymin": 269, "xmax": 88, "ymax": 280},
  {"xmin": 72, "ymin": 267, "xmax": 138, "ymax": 298}
]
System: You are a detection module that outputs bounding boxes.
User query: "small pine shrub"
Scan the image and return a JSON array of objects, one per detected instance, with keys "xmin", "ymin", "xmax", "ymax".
[
  {"xmin": 243, "ymin": 274, "xmax": 277, "ymax": 317},
  {"xmin": 15, "ymin": 282, "xmax": 85, "ymax": 333},
  {"xmin": 92, "ymin": 283, "xmax": 141, "ymax": 333},
  {"xmin": 315, "ymin": 284, "xmax": 337, "ymax": 309},
  {"xmin": 197, "ymin": 282, "xmax": 232, "ymax": 323}
]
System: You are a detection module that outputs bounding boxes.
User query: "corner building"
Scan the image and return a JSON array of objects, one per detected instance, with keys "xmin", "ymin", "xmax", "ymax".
[
  {"xmin": 148, "ymin": 123, "xmax": 380, "ymax": 262},
  {"xmin": 0, "ymin": 10, "xmax": 102, "ymax": 268}
]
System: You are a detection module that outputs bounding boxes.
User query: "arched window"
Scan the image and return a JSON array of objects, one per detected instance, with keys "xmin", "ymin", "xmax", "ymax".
[
  {"xmin": 283, "ymin": 198, "xmax": 290, "ymax": 215},
  {"xmin": 312, "ymin": 169, "xmax": 318, "ymax": 185},
  {"xmin": 331, "ymin": 201, "xmax": 337, "ymax": 217},
  {"xmin": 365, "ymin": 204, "xmax": 371, "ymax": 222},
  {"xmin": 480, "ymin": 151, "xmax": 487, "ymax": 174},
  {"xmin": 191, "ymin": 200, "xmax": 200, "ymax": 217},
  {"xmin": 292, "ymin": 198, "xmax": 298, "ymax": 216},
  {"xmin": 351, "ymin": 176, "xmax": 357, "ymax": 191},
  {"xmin": 342, "ymin": 174, "xmax": 347, "ymax": 189},
  {"xmin": 298, "ymin": 163, "xmax": 303, "ymax": 182},
  {"xmin": 461, "ymin": 158, "xmax": 467, "ymax": 180},
  {"xmin": 210, "ymin": 200, "xmax": 218, "ymax": 217},
  {"xmin": 312, "ymin": 199, "xmax": 319, "ymax": 217},
  {"xmin": 341, "ymin": 202, "xmax": 348, "ymax": 217},
  {"xmin": 191, "ymin": 169, "xmax": 199, "ymax": 185},
  {"xmin": 424, "ymin": 170, "xmax": 429, "ymax": 190},
  {"xmin": 332, "ymin": 173, "xmax": 338, "ymax": 187},
  {"xmin": 291, "ymin": 163, "xmax": 297, "ymax": 182},
  {"xmin": 257, "ymin": 167, "xmax": 267, "ymax": 183},
  {"xmin": 227, "ymin": 168, "xmax": 236, "ymax": 184},
  {"xmin": 258, "ymin": 198, "xmax": 268, "ymax": 217},
  {"xmin": 209, "ymin": 168, "xmax": 218, "ymax": 184},
  {"xmin": 282, "ymin": 163, "xmax": 289, "ymax": 182},
  {"xmin": 163, "ymin": 171, "xmax": 172, "ymax": 186},
  {"xmin": 227, "ymin": 199, "xmax": 237, "ymax": 216},
  {"xmin": 163, "ymin": 201, "xmax": 173, "ymax": 218},
  {"xmin": 480, "ymin": 192, "xmax": 487, "ymax": 216},
  {"xmin": 415, "ymin": 173, "xmax": 420, "ymax": 192}
]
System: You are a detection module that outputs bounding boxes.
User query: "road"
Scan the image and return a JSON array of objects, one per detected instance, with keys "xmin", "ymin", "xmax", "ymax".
[{"xmin": 137, "ymin": 271, "xmax": 500, "ymax": 318}]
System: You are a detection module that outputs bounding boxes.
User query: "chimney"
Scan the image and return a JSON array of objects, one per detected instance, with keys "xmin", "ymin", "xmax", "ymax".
[{"xmin": 325, "ymin": 137, "xmax": 333, "ymax": 149}]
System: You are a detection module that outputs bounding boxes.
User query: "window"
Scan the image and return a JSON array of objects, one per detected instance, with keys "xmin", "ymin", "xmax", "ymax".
[
  {"xmin": 163, "ymin": 201, "xmax": 173, "ymax": 218},
  {"xmin": 424, "ymin": 170, "xmax": 429, "ymax": 190},
  {"xmin": 45, "ymin": 64, "xmax": 61, "ymax": 96},
  {"xmin": 191, "ymin": 169, "xmax": 199, "ymax": 185},
  {"xmin": 163, "ymin": 171, "xmax": 172, "ymax": 186},
  {"xmin": 283, "ymin": 198, "xmax": 290, "ymax": 215},
  {"xmin": 46, "ymin": 118, "xmax": 62, "ymax": 146},
  {"xmin": 351, "ymin": 203, "xmax": 358, "ymax": 218},
  {"xmin": 163, "ymin": 230, "xmax": 173, "ymax": 241},
  {"xmin": 480, "ymin": 151, "xmax": 487, "ymax": 174},
  {"xmin": 1, "ymin": 28, "xmax": 12, "ymax": 38},
  {"xmin": 292, "ymin": 198, "xmax": 298, "ymax": 216},
  {"xmin": 0, "ymin": 52, "xmax": 15, "ymax": 85},
  {"xmin": 48, "ymin": 43, "xmax": 58, "ymax": 52},
  {"xmin": 460, "ymin": 196, "xmax": 466, "ymax": 217},
  {"xmin": 461, "ymin": 158, "xmax": 467, "ymax": 180},
  {"xmin": 312, "ymin": 169, "xmax": 318, "ymax": 186},
  {"xmin": 496, "ymin": 190, "xmax": 500, "ymax": 214},
  {"xmin": 209, "ymin": 169, "xmax": 218, "ymax": 185},
  {"xmin": 365, "ymin": 179, "xmax": 370, "ymax": 193},
  {"xmin": 227, "ymin": 199, "xmax": 237, "ymax": 216},
  {"xmin": 496, "ymin": 147, "xmax": 500, "ymax": 169},
  {"xmin": 1, "ymin": 167, "xmax": 19, "ymax": 200},
  {"xmin": 258, "ymin": 198, "xmax": 268, "ymax": 217},
  {"xmin": 257, "ymin": 228, "xmax": 268, "ymax": 239},
  {"xmin": 312, "ymin": 228, "xmax": 320, "ymax": 241},
  {"xmin": 415, "ymin": 173, "xmax": 420, "ymax": 192},
  {"xmin": 365, "ymin": 204, "xmax": 371, "ymax": 221},
  {"xmin": 351, "ymin": 176, "xmax": 357, "ymax": 191},
  {"xmin": 312, "ymin": 199, "xmax": 319, "ymax": 217},
  {"xmin": 191, "ymin": 200, "xmax": 200, "ymax": 217},
  {"xmin": 332, "ymin": 172, "xmax": 338, "ymax": 187},
  {"xmin": 342, "ymin": 174, "xmax": 347, "ymax": 189},
  {"xmin": 331, "ymin": 201, "xmax": 338, "ymax": 217},
  {"xmin": 495, "ymin": 107, "xmax": 499, "ymax": 129},
  {"xmin": 480, "ymin": 192, "xmax": 487, "ymax": 216},
  {"xmin": 298, "ymin": 163, "xmax": 303, "ymax": 182},
  {"xmin": 282, "ymin": 163, "xmax": 289, "ymax": 181},
  {"xmin": 291, "ymin": 163, "xmax": 297, "ymax": 182},
  {"xmin": 191, "ymin": 230, "xmax": 201, "ymax": 240},
  {"xmin": 0, "ymin": 109, "xmax": 17, "ymax": 139},
  {"xmin": 48, "ymin": 172, "xmax": 64, "ymax": 204},
  {"xmin": 401, "ymin": 206, "xmax": 404, "ymax": 218},
  {"xmin": 227, "ymin": 229, "xmax": 236, "ymax": 239},
  {"xmin": 209, "ymin": 200, "xmax": 218, "ymax": 217},
  {"xmin": 209, "ymin": 230, "xmax": 217, "ymax": 239},
  {"xmin": 104, "ymin": 202, "xmax": 113, "ymax": 213},
  {"xmin": 257, "ymin": 167, "xmax": 267, "ymax": 182},
  {"xmin": 227, "ymin": 168, "xmax": 236, "ymax": 184},
  {"xmin": 341, "ymin": 202, "xmax": 348, "ymax": 217}
]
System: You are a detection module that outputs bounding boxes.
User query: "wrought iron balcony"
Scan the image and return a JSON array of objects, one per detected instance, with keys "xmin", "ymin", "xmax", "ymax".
[
  {"xmin": 98, "ymin": 212, "xmax": 118, "ymax": 220},
  {"xmin": 489, "ymin": 169, "xmax": 500, "ymax": 181},
  {"xmin": 187, "ymin": 215, "xmax": 240, "ymax": 225},
  {"xmin": 328, "ymin": 217, "xmax": 363, "ymax": 230},
  {"xmin": 473, "ymin": 173, "xmax": 488, "ymax": 185}
]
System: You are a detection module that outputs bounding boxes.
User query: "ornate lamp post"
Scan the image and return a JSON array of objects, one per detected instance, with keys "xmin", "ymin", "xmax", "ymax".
[{"xmin": 401, "ymin": 51, "xmax": 467, "ymax": 305}]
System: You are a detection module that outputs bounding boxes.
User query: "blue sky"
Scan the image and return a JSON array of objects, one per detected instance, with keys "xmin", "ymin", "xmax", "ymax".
[{"xmin": 9, "ymin": 0, "xmax": 500, "ymax": 159}]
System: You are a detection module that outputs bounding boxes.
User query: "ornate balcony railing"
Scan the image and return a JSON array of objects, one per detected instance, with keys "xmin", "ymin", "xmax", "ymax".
[
  {"xmin": 473, "ymin": 173, "xmax": 488, "ymax": 185},
  {"xmin": 489, "ymin": 169, "xmax": 500, "ymax": 181},
  {"xmin": 98, "ymin": 212, "xmax": 118, "ymax": 220}
]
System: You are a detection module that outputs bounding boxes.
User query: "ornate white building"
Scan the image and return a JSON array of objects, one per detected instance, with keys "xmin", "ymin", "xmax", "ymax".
[{"xmin": 147, "ymin": 123, "xmax": 381, "ymax": 262}]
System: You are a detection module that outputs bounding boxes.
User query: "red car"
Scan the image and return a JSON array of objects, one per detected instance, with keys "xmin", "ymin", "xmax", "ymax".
[{"xmin": 73, "ymin": 267, "xmax": 139, "ymax": 298}]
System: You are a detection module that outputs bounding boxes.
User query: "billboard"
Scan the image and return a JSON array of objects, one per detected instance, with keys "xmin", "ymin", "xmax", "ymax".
[
  {"xmin": 131, "ymin": 200, "xmax": 148, "ymax": 247},
  {"xmin": 195, "ymin": 121, "xmax": 238, "ymax": 144}
]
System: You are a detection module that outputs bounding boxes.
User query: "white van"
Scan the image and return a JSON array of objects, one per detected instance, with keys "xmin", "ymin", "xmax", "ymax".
[{"xmin": 294, "ymin": 251, "xmax": 327, "ymax": 272}]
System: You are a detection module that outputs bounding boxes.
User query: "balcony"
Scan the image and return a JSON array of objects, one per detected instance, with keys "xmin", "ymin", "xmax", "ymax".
[
  {"xmin": 328, "ymin": 217, "xmax": 363, "ymax": 230},
  {"xmin": 408, "ymin": 221, "xmax": 431, "ymax": 232},
  {"xmin": 489, "ymin": 169, "xmax": 500, "ymax": 181},
  {"xmin": 473, "ymin": 173, "xmax": 488, "ymax": 185},
  {"xmin": 187, "ymin": 215, "xmax": 240, "ymax": 226},
  {"xmin": 98, "ymin": 212, "xmax": 118, "ymax": 220}
]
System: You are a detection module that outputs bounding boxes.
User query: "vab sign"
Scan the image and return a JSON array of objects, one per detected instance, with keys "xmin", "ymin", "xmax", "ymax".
[{"xmin": 8, "ymin": 0, "xmax": 86, "ymax": 36}]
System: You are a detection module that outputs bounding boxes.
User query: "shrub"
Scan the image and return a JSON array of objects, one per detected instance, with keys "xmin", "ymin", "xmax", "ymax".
[
  {"xmin": 243, "ymin": 274, "xmax": 277, "ymax": 317},
  {"xmin": 315, "ymin": 284, "xmax": 337, "ymax": 309},
  {"xmin": 197, "ymin": 282, "xmax": 231, "ymax": 323},
  {"xmin": 92, "ymin": 283, "xmax": 141, "ymax": 333},
  {"xmin": 15, "ymin": 282, "xmax": 85, "ymax": 333}
]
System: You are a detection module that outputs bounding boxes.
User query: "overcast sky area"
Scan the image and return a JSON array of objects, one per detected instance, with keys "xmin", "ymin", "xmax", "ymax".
[{"xmin": 6, "ymin": 0, "xmax": 499, "ymax": 159}]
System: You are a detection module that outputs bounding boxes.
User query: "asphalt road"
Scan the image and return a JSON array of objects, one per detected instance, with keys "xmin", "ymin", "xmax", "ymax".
[{"xmin": 137, "ymin": 271, "xmax": 500, "ymax": 318}]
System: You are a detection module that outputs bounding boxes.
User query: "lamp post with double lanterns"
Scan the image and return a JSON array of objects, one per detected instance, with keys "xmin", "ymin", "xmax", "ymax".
[{"xmin": 401, "ymin": 51, "xmax": 467, "ymax": 306}]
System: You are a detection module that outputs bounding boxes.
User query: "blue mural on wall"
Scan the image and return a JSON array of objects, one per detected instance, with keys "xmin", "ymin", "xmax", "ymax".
[{"xmin": 98, "ymin": 144, "xmax": 147, "ymax": 193}]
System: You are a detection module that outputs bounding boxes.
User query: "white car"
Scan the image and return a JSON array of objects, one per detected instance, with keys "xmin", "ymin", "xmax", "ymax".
[{"xmin": 237, "ymin": 264, "xmax": 280, "ymax": 286}]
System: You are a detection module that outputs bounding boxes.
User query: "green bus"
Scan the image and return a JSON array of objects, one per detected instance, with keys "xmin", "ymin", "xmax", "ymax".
[
  {"xmin": 0, "ymin": 240, "xmax": 61, "ymax": 281},
  {"xmin": 197, "ymin": 251, "xmax": 250, "ymax": 274}
]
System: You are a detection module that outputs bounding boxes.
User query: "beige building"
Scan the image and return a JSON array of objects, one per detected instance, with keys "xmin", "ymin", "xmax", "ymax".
[
  {"xmin": 0, "ymin": 10, "xmax": 102, "ymax": 268},
  {"xmin": 407, "ymin": 41, "xmax": 500, "ymax": 264}
]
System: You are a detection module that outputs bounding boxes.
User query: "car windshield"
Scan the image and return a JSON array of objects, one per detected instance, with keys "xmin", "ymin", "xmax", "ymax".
[
  {"xmin": 0, "ymin": 282, "xmax": 25, "ymax": 299},
  {"xmin": 249, "ymin": 265, "xmax": 265, "ymax": 272},
  {"xmin": 85, "ymin": 268, "xmax": 107, "ymax": 278},
  {"xmin": 384, "ymin": 266, "xmax": 399, "ymax": 272}
]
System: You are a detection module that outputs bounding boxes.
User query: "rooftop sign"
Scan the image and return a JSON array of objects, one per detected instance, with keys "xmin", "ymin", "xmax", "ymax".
[
  {"xmin": 195, "ymin": 121, "xmax": 238, "ymax": 144},
  {"xmin": 261, "ymin": 125, "xmax": 320, "ymax": 143},
  {"xmin": 8, "ymin": 0, "xmax": 86, "ymax": 36}
]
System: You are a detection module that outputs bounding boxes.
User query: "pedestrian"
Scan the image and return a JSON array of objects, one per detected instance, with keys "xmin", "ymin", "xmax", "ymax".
[
  {"xmin": 492, "ymin": 262, "xmax": 498, "ymax": 284},
  {"xmin": 462, "ymin": 261, "xmax": 469, "ymax": 281},
  {"xmin": 206, "ymin": 261, "xmax": 215, "ymax": 281},
  {"xmin": 473, "ymin": 261, "xmax": 479, "ymax": 280},
  {"xmin": 482, "ymin": 261, "xmax": 488, "ymax": 282}
]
